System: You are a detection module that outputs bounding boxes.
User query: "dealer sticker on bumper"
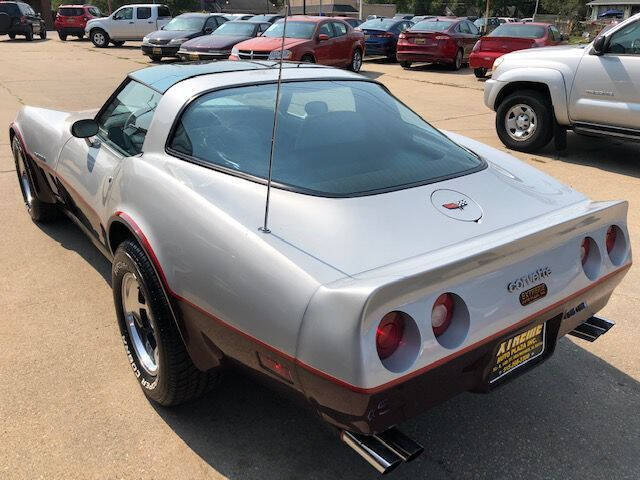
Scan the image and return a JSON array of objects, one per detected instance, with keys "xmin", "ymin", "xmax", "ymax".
[{"xmin": 489, "ymin": 323, "xmax": 546, "ymax": 383}]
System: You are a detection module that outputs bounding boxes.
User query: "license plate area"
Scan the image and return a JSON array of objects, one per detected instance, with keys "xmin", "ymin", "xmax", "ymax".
[
  {"xmin": 414, "ymin": 38, "xmax": 425, "ymax": 44},
  {"xmin": 153, "ymin": 47, "xmax": 162, "ymax": 54},
  {"xmin": 489, "ymin": 322, "xmax": 546, "ymax": 383},
  {"xmin": 189, "ymin": 53, "xmax": 199, "ymax": 60}
]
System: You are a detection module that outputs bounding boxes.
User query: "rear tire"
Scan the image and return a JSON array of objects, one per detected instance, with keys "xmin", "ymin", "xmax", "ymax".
[
  {"xmin": 112, "ymin": 240, "xmax": 220, "ymax": 406},
  {"xmin": 76, "ymin": 33, "xmax": 83, "ymax": 39},
  {"xmin": 400, "ymin": 60, "xmax": 412, "ymax": 69},
  {"xmin": 90, "ymin": 28, "xmax": 109, "ymax": 47},
  {"xmin": 39, "ymin": 25, "xmax": 46, "ymax": 39},
  {"xmin": 348, "ymin": 48, "xmax": 362, "ymax": 72},
  {"xmin": 58, "ymin": 32, "xmax": 67, "ymax": 41},
  {"xmin": 301, "ymin": 54, "xmax": 315, "ymax": 63},
  {"xmin": 9, "ymin": 33, "xmax": 15, "ymax": 39},
  {"xmin": 12, "ymin": 137, "xmax": 58, "ymax": 223},
  {"xmin": 25, "ymin": 27, "xmax": 33, "ymax": 41},
  {"xmin": 495, "ymin": 90, "xmax": 554, "ymax": 152},
  {"xmin": 149, "ymin": 55, "xmax": 162, "ymax": 62},
  {"xmin": 474, "ymin": 67, "xmax": 487, "ymax": 78},
  {"xmin": 449, "ymin": 48, "xmax": 463, "ymax": 70}
]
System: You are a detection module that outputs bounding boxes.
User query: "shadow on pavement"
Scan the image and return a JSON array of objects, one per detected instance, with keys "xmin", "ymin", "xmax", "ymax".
[
  {"xmin": 35, "ymin": 215, "xmax": 111, "ymax": 285},
  {"xmin": 534, "ymin": 132, "xmax": 640, "ymax": 179},
  {"xmin": 154, "ymin": 340, "xmax": 640, "ymax": 479}
]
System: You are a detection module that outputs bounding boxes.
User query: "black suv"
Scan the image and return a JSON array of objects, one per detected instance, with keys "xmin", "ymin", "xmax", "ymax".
[{"xmin": 0, "ymin": 1, "xmax": 46, "ymax": 40}]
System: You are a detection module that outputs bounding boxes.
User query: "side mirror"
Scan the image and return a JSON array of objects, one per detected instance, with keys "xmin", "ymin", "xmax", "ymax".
[
  {"xmin": 318, "ymin": 33, "xmax": 329, "ymax": 41},
  {"xmin": 592, "ymin": 34, "xmax": 607, "ymax": 55},
  {"xmin": 71, "ymin": 119, "xmax": 99, "ymax": 138}
]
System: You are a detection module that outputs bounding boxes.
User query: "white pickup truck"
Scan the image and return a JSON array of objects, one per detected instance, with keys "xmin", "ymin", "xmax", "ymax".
[
  {"xmin": 484, "ymin": 13, "xmax": 640, "ymax": 152},
  {"xmin": 86, "ymin": 4, "xmax": 172, "ymax": 48}
]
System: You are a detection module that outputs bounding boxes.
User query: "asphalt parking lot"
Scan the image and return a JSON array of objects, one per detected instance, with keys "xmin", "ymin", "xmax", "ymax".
[{"xmin": 1, "ymin": 36, "xmax": 639, "ymax": 479}]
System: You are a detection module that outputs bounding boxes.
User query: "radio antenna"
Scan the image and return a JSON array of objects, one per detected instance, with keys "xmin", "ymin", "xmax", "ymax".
[{"xmin": 260, "ymin": 1, "xmax": 290, "ymax": 234}]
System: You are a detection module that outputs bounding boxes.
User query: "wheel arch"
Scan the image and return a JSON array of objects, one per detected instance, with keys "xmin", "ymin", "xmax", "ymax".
[
  {"xmin": 491, "ymin": 69, "xmax": 569, "ymax": 125},
  {"xmin": 107, "ymin": 212, "xmax": 222, "ymax": 372}
]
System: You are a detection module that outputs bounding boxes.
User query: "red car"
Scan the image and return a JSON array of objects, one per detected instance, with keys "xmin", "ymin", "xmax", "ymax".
[
  {"xmin": 54, "ymin": 4, "xmax": 102, "ymax": 41},
  {"xmin": 469, "ymin": 22, "xmax": 564, "ymax": 78},
  {"xmin": 229, "ymin": 16, "xmax": 365, "ymax": 72},
  {"xmin": 396, "ymin": 17, "xmax": 480, "ymax": 70}
]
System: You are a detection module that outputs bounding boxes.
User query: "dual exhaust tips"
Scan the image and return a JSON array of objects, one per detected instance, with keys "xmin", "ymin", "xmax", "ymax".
[{"xmin": 341, "ymin": 428, "xmax": 424, "ymax": 475}]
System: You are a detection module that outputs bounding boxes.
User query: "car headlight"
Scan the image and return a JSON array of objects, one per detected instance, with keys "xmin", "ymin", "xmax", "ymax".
[
  {"xmin": 268, "ymin": 49, "xmax": 292, "ymax": 60},
  {"xmin": 493, "ymin": 56, "xmax": 505, "ymax": 69},
  {"xmin": 231, "ymin": 46, "xmax": 239, "ymax": 56},
  {"xmin": 143, "ymin": 36, "xmax": 150, "ymax": 43},
  {"xmin": 169, "ymin": 37, "xmax": 188, "ymax": 44}
]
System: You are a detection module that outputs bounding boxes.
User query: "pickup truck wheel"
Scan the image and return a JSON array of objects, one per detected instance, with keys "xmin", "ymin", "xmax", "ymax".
[
  {"xmin": 39, "ymin": 25, "xmax": 46, "ymax": 39},
  {"xmin": 91, "ymin": 28, "xmax": 109, "ymax": 47},
  {"xmin": 112, "ymin": 40, "xmax": 125, "ymax": 47},
  {"xmin": 58, "ymin": 32, "xmax": 67, "ymax": 41},
  {"xmin": 112, "ymin": 239, "xmax": 220, "ymax": 406},
  {"xmin": 25, "ymin": 27, "xmax": 33, "ymax": 41},
  {"xmin": 12, "ymin": 137, "xmax": 58, "ymax": 222},
  {"xmin": 496, "ymin": 90, "xmax": 553, "ymax": 152},
  {"xmin": 474, "ymin": 67, "xmax": 487, "ymax": 78}
]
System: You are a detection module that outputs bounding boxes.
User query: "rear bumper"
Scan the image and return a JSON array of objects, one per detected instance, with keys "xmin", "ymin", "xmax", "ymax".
[
  {"xmin": 297, "ymin": 264, "xmax": 630, "ymax": 435},
  {"xmin": 1, "ymin": 25, "xmax": 30, "ymax": 35},
  {"xmin": 55, "ymin": 26, "xmax": 85, "ymax": 36},
  {"xmin": 141, "ymin": 45, "xmax": 180, "ymax": 57},
  {"xmin": 469, "ymin": 51, "xmax": 501, "ymax": 69},
  {"xmin": 396, "ymin": 47, "xmax": 454, "ymax": 63},
  {"xmin": 364, "ymin": 41, "xmax": 395, "ymax": 56}
]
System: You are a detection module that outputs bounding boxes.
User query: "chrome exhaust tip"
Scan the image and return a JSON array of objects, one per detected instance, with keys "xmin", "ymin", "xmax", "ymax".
[
  {"xmin": 341, "ymin": 430, "xmax": 402, "ymax": 475},
  {"xmin": 374, "ymin": 428, "xmax": 424, "ymax": 463},
  {"xmin": 568, "ymin": 316, "xmax": 615, "ymax": 342}
]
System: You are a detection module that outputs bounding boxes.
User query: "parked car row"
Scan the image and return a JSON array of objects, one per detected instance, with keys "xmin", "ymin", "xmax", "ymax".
[{"xmin": 0, "ymin": 1, "xmax": 47, "ymax": 41}]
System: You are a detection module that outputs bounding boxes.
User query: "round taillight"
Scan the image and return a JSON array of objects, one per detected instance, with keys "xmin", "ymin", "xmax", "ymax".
[
  {"xmin": 432, "ymin": 293, "xmax": 454, "ymax": 337},
  {"xmin": 606, "ymin": 225, "xmax": 617, "ymax": 254},
  {"xmin": 580, "ymin": 237, "xmax": 590, "ymax": 265},
  {"xmin": 376, "ymin": 312, "xmax": 405, "ymax": 360}
]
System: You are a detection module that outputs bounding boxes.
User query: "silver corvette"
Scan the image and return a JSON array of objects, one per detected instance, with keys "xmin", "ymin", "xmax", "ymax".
[{"xmin": 9, "ymin": 61, "xmax": 632, "ymax": 473}]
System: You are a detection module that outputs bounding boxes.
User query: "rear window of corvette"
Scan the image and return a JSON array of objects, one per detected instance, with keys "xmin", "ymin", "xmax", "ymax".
[{"xmin": 168, "ymin": 80, "xmax": 485, "ymax": 197}]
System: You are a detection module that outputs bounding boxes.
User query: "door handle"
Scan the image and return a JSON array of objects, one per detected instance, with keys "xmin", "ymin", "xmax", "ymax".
[{"xmin": 129, "ymin": 21, "xmax": 134, "ymax": 24}]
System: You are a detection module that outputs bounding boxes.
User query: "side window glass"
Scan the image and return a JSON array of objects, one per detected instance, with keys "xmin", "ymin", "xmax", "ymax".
[
  {"xmin": 318, "ymin": 22, "xmax": 334, "ymax": 38},
  {"xmin": 609, "ymin": 21, "xmax": 640, "ymax": 54},
  {"xmin": 96, "ymin": 81, "xmax": 162, "ymax": 156},
  {"xmin": 137, "ymin": 7, "xmax": 151, "ymax": 20},
  {"xmin": 204, "ymin": 17, "xmax": 217, "ymax": 30},
  {"xmin": 113, "ymin": 7, "xmax": 133, "ymax": 20},
  {"xmin": 332, "ymin": 22, "xmax": 347, "ymax": 37},
  {"xmin": 157, "ymin": 6, "xmax": 171, "ymax": 17}
]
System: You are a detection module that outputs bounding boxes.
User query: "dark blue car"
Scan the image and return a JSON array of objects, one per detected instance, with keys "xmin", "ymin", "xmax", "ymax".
[{"xmin": 360, "ymin": 18, "xmax": 413, "ymax": 60}]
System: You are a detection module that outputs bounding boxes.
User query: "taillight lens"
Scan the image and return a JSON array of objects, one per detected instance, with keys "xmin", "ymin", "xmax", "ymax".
[
  {"xmin": 606, "ymin": 226, "xmax": 617, "ymax": 254},
  {"xmin": 399, "ymin": 32, "xmax": 406, "ymax": 39},
  {"xmin": 376, "ymin": 312, "xmax": 405, "ymax": 360},
  {"xmin": 580, "ymin": 238, "xmax": 590, "ymax": 265},
  {"xmin": 432, "ymin": 293, "xmax": 454, "ymax": 337},
  {"xmin": 435, "ymin": 35, "xmax": 449, "ymax": 40}
]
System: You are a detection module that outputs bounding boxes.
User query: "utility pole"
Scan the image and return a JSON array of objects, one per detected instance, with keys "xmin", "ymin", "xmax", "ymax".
[
  {"xmin": 533, "ymin": 0, "xmax": 540, "ymax": 21},
  {"xmin": 483, "ymin": 0, "xmax": 490, "ymax": 34},
  {"xmin": 359, "ymin": 0, "xmax": 362, "ymax": 20},
  {"xmin": 303, "ymin": 0, "xmax": 306, "ymax": 14}
]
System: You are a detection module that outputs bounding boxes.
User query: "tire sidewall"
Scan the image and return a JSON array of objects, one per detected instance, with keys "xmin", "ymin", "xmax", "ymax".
[
  {"xmin": 112, "ymin": 242, "xmax": 170, "ymax": 401},
  {"xmin": 496, "ymin": 91, "xmax": 553, "ymax": 152},
  {"xmin": 91, "ymin": 29, "xmax": 108, "ymax": 47},
  {"xmin": 40, "ymin": 25, "xmax": 46, "ymax": 39},
  {"xmin": 350, "ymin": 48, "xmax": 362, "ymax": 72}
]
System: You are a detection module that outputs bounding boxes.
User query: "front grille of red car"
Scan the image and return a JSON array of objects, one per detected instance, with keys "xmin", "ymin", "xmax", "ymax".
[{"xmin": 238, "ymin": 50, "xmax": 270, "ymax": 60}]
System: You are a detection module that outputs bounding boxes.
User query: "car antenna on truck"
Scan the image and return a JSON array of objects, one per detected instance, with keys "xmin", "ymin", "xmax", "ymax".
[{"xmin": 260, "ymin": 2, "xmax": 290, "ymax": 235}]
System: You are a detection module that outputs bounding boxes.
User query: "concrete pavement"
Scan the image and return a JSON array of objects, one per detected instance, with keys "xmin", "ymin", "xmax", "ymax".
[{"xmin": 0, "ymin": 36, "xmax": 638, "ymax": 479}]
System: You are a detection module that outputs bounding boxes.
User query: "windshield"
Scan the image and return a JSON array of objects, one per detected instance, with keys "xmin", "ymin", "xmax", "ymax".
[
  {"xmin": 263, "ymin": 21, "xmax": 315, "ymax": 39},
  {"xmin": 168, "ymin": 80, "xmax": 484, "ymax": 197},
  {"xmin": 489, "ymin": 24, "xmax": 546, "ymax": 38},
  {"xmin": 214, "ymin": 21, "xmax": 256, "ymax": 36},
  {"xmin": 360, "ymin": 19, "xmax": 398, "ymax": 30},
  {"xmin": 163, "ymin": 16, "xmax": 206, "ymax": 31},
  {"xmin": 412, "ymin": 20, "xmax": 453, "ymax": 31}
]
